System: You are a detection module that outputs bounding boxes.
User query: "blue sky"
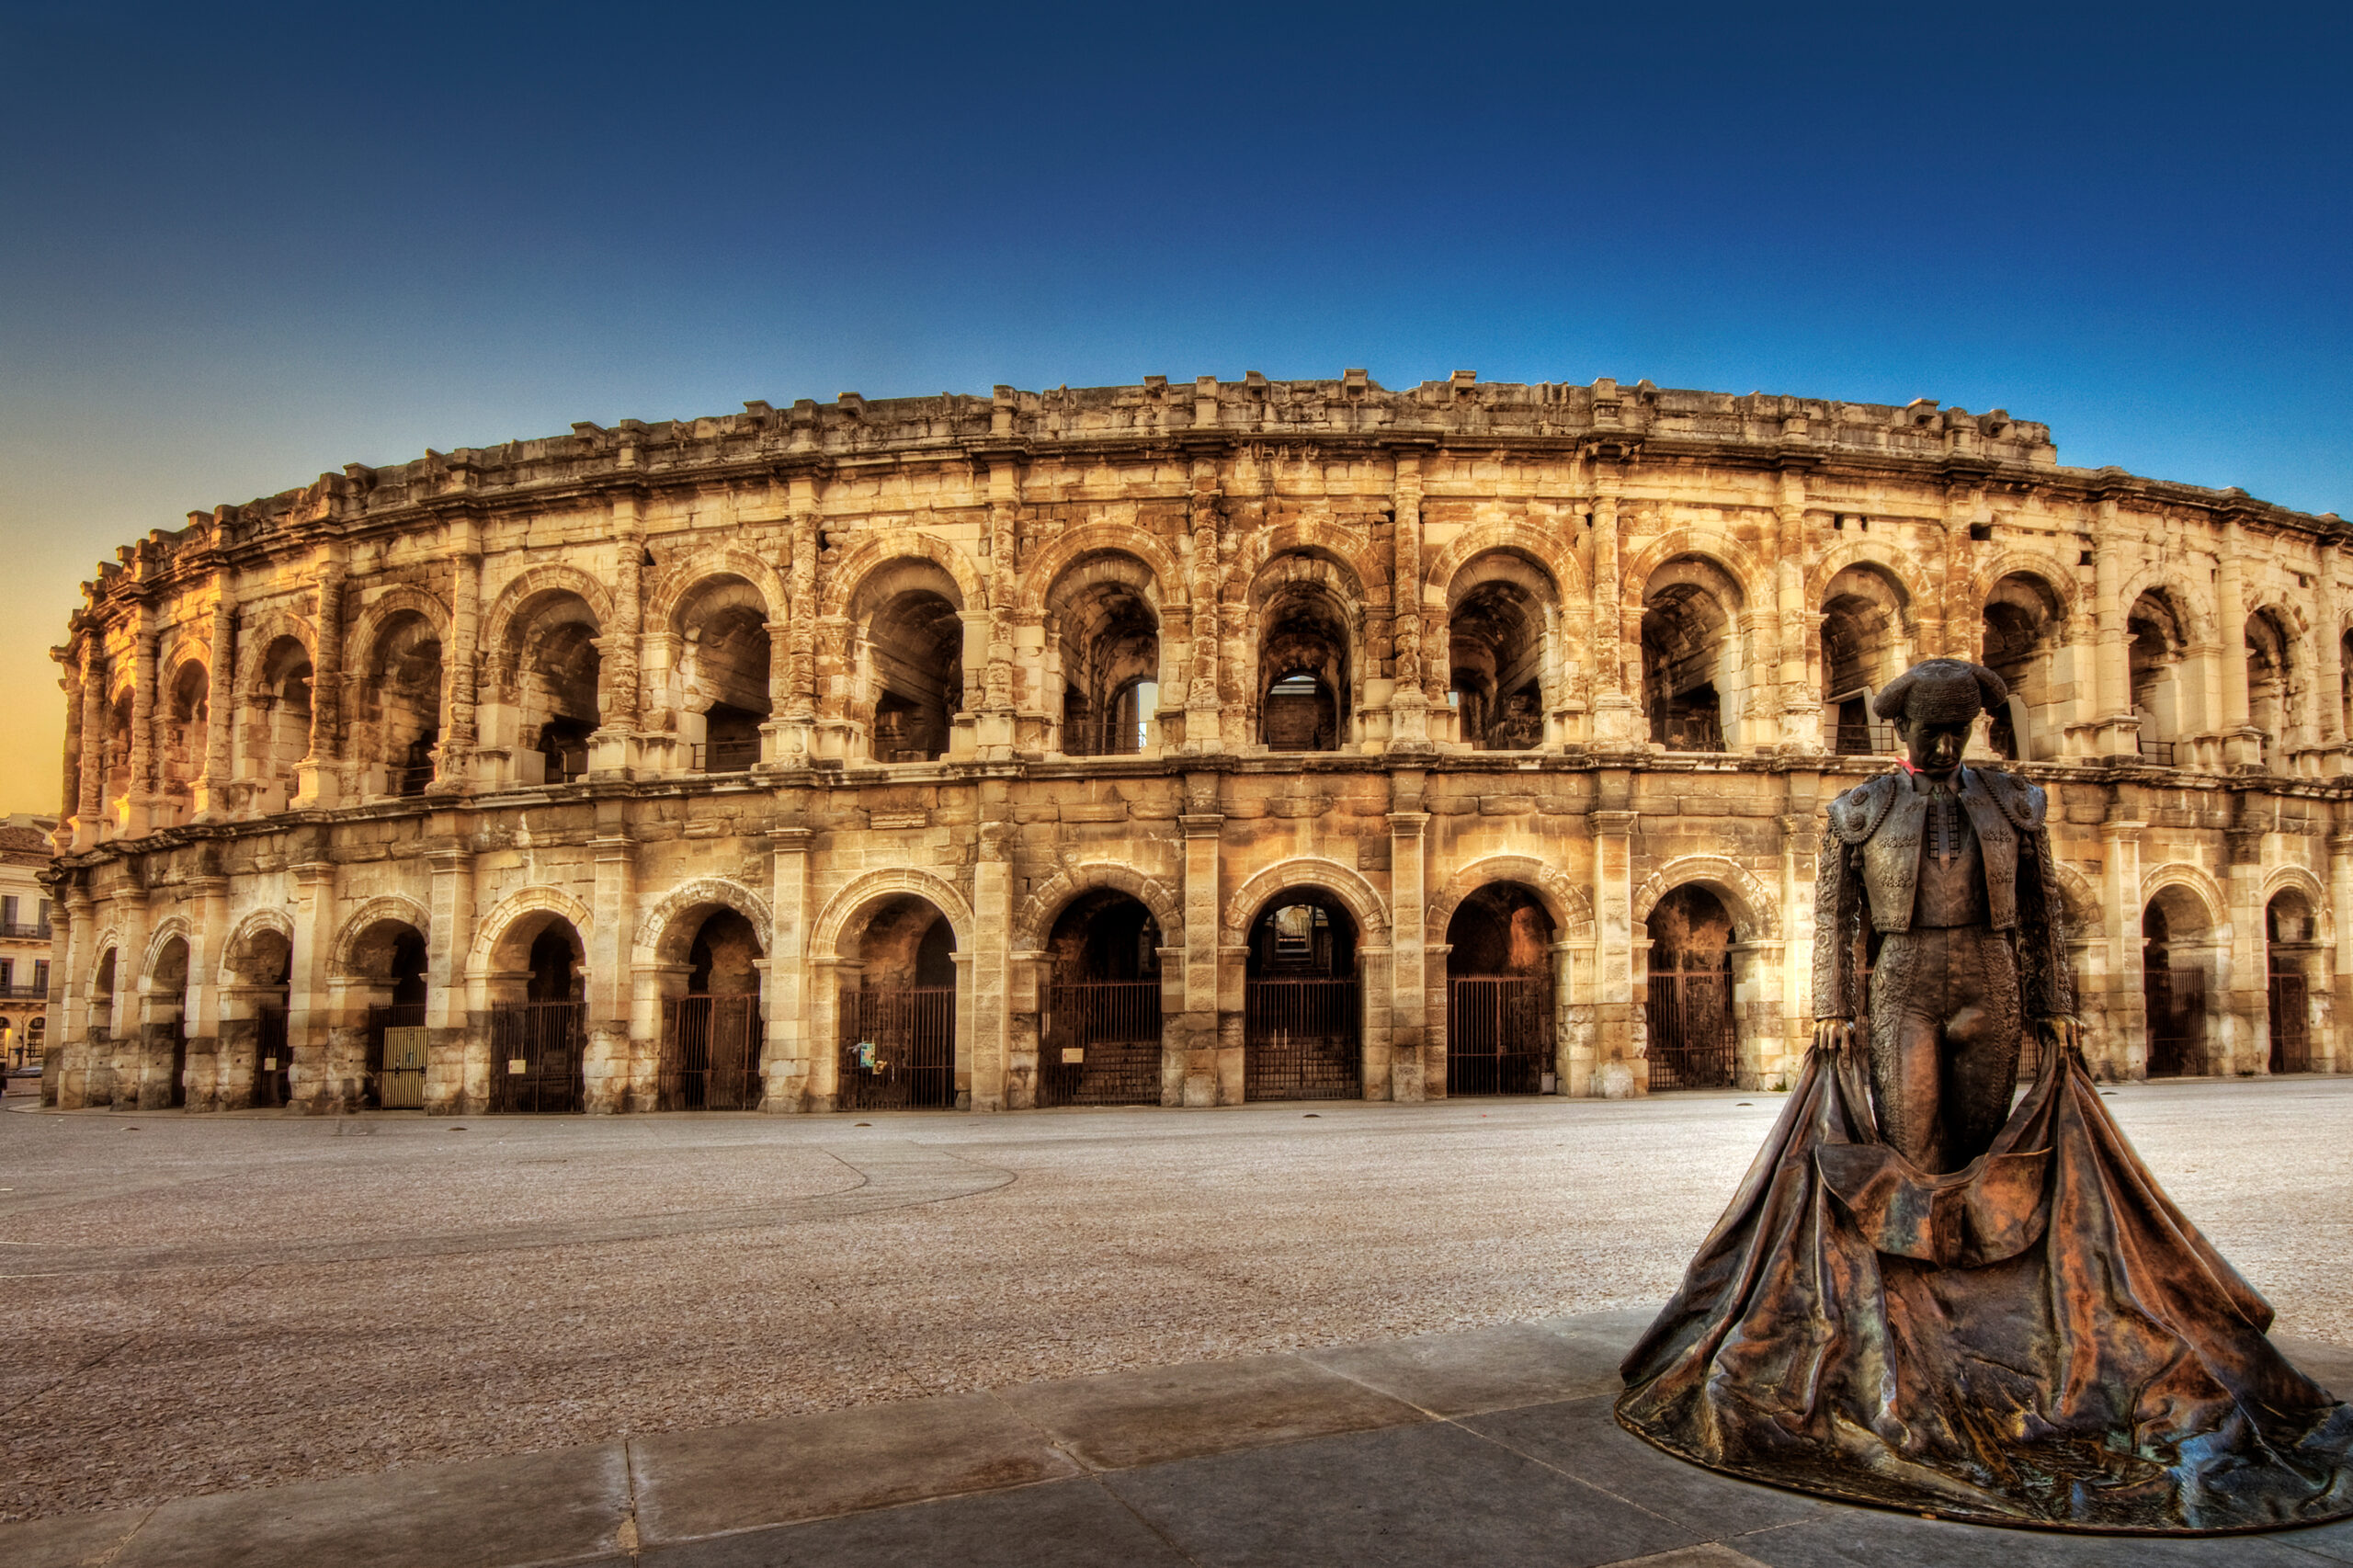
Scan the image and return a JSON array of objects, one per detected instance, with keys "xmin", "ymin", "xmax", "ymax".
[{"xmin": 2, "ymin": 2, "xmax": 2347, "ymax": 810}]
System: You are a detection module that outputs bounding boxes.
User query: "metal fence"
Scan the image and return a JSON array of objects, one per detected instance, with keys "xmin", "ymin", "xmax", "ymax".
[
  {"xmin": 1834, "ymin": 723, "xmax": 1898, "ymax": 756},
  {"xmin": 1244, "ymin": 978, "xmax": 1360, "ymax": 1100},
  {"xmin": 1646, "ymin": 971, "xmax": 1735, "ymax": 1089},
  {"xmin": 367, "ymin": 1002, "xmax": 428, "ymax": 1108},
  {"xmin": 1037, "ymin": 980, "xmax": 1163, "ymax": 1107},
  {"xmin": 389, "ymin": 761, "xmax": 435, "ymax": 797},
  {"xmin": 696, "ymin": 736, "xmax": 762, "ymax": 774},
  {"xmin": 2270, "ymin": 971, "xmax": 2312, "ymax": 1074},
  {"xmin": 489, "ymin": 1002, "xmax": 585, "ymax": 1113},
  {"xmin": 1446, "ymin": 975, "xmax": 1551, "ymax": 1096},
  {"xmin": 2138, "ymin": 739, "xmax": 2178, "ymax": 767},
  {"xmin": 2145, "ymin": 968, "xmax": 2207, "ymax": 1076},
  {"xmin": 838, "ymin": 986, "xmax": 957, "ymax": 1110},
  {"xmin": 253, "ymin": 1007, "xmax": 291, "ymax": 1108},
  {"xmin": 661, "ymin": 994, "xmax": 764, "ymax": 1109}
]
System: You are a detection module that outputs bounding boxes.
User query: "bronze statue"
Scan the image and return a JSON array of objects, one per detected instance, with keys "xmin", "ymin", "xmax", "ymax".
[{"xmin": 1618, "ymin": 658, "xmax": 2353, "ymax": 1533}]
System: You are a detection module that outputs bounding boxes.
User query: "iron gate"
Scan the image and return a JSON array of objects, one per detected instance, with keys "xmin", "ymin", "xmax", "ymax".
[
  {"xmin": 2269, "ymin": 971, "xmax": 2312, "ymax": 1074},
  {"xmin": 1646, "ymin": 971, "xmax": 1735, "ymax": 1090},
  {"xmin": 1447, "ymin": 976, "xmax": 1551, "ymax": 1096},
  {"xmin": 367, "ymin": 1002, "xmax": 428, "ymax": 1108},
  {"xmin": 661, "ymin": 994, "xmax": 764, "ymax": 1109},
  {"xmin": 1038, "ymin": 981, "xmax": 1163, "ymax": 1107},
  {"xmin": 490, "ymin": 1002, "xmax": 585, "ymax": 1113},
  {"xmin": 253, "ymin": 1007, "xmax": 290, "ymax": 1108},
  {"xmin": 1244, "ymin": 978, "xmax": 1360, "ymax": 1100},
  {"xmin": 2145, "ymin": 969, "xmax": 2207, "ymax": 1076},
  {"xmin": 165, "ymin": 1018, "xmax": 188, "ymax": 1108},
  {"xmin": 838, "ymin": 986, "xmax": 956, "ymax": 1110}
]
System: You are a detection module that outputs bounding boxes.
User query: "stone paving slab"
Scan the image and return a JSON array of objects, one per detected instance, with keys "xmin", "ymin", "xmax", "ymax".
[{"xmin": 13, "ymin": 1307, "xmax": 2353, "ymax": 1568}]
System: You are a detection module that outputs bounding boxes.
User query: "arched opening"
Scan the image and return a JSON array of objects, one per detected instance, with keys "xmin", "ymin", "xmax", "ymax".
[
  {"xmin": 1644, "ymin": 885, "xmax": 1737, "ymax": 1089},
  {"xmin": 104, "ymin": 687, "xmax": 135, "ymax": 825},
  {"xmin": 1037, "ymin": 891, "xmax": 1164, "ymax": 1107},
  {"xmin": 222, "ymin": 926, "xmax": 292, "ymax": 1109},
  {"xmin": 1449, "ymin": 575, "xmax": 1546, "ymax": 751},
  {"xmin": 2341, "ymin": 630, "xmax": 2353, "ymax": 740},
  {"xmin": 1443, "ymin": 882, "xmax": 1556, "ymax": 1096},
  {"xmin": 2266, "ymin": 890, "xmax": 2320, "ymax": 1074},
  {"xmin": 1243, "ymin": 890, "xmax": 1360, "ymax": 1100},
  {"xmin": 2129, "ymin": 592, "xmax": 2189, "ymax": 764},
  {"xmin": 1981, "ymin": 574, "xmax": 2067, "ymax": 762},
  {"xmin": 144, "ymin": 936, "xmax": 190, "ymax": 1110},
  {"xmin": 1052, "ymin": 569, "xmax": 1159, "ymax": 757},
  {"xmin": 858, "ymin": 573, "xmax": 964, "ymax": 764},
  {"xmin": 660, "ymin": 907, "xmax": 766, "ymax": 1108},
  {"xmin": 89, "ymin": 947, "xmax": 117, "ymax": 1044},
  {"xmin": 346, "ymin": 919, "xmax": 429, "ymax": 1108},
  {"xmin": 1256, "ymin": 581, "xmax": 1351, "ymax": 753},
  {"xmin": 357, "ymin": 612, "xmax": 444, "ymax": 797},
  {"xmin": 1819, "ymin": 565, "xmax": 1907, "ymax": 756},
  {"xmin": 673, "ymin": 577, "xmax": 772, "ymax": 774},
  {"xmin": 246, "ymin": 636, "xmax": 313, "ymax": 807},
  {"xmin": 838, "ymin": 894, "xmax": 959, "ymax": 1108},
  {"xmin": 159, "ymin": 660, "xmax": 210, "ymax": 819},
  {"xmin": 2143, "ymin": 888, "xmax": 2217, "ymax": 1076},
  {"xmin": 2245, "ymin": 608, "xmax": 2297, "ymax": 772},
  {"xmin": 498, "ymin": 591, "xmax": 601, "ymax": 786},
  {"xmin": 1642, "ymin": 557, "xmax": 1745, "ymax": 752},
  {"xmin": 482, "ymin": 912, "xmax": 584, "ymax": 1112}
]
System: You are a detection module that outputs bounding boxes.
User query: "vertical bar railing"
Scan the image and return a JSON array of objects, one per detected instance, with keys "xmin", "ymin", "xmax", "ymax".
[
  {"xmin": 1446, "ymin": 975, "xmax": 1551, "ymax": 1096},
  {"xmin": 2269, "ymin": 971, "xmax": 2311, "ymax": 1074},
  {"xmin": 489, "ymin": 1001, "xmax": 585, "ymax": 1113},
  {"xmin": 1243, "ymin": 977, "xmax": 1360, "ymax": 1100},
  {"xmin": 1037, "ymin": 980, "xmax": 1163, "ymax": 1106},
  {"xmin": 1645, "ymin": 971, "xmax": 1735, "ymax": 1089},
  {"xmin": 838, "ymin": 986, "xmax": 957, "ymax": 1110},
  {"xmin": 660, "ymin": 994, "xmax": 763, "ymax": 1108},
  {"xmin": 367, "ymin": 1002, "xmax": 429, "ymax": 1108}
]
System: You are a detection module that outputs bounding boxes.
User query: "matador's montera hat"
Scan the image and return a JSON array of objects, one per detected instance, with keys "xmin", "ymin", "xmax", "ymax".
[{"xmin": 1870, "ymin": 658, "xmax": 2009, "ymax": 725}]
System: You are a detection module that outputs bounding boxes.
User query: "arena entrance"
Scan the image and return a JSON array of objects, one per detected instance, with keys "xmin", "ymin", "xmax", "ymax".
[
  {"xmin": 223, "ymin": 925, "xmax": 293, "ymax": 1108},
  {"xmin": 838, "ymin": 894, "xmax": 958, "ymax": 1110},
  {"xmin": 1243, "ymin": 890, "xmax": 1360, "ymax": 1101},
  {"xmin": 2143, "ymin": 891, "xmax": 2212, "ymax": 1077},
  {"xmin": 659, "ymin": 908, "xmax": 764, "ymax": 1109},
  {"xmin": 1037, "ymin": 890, "xmax": 1163, "ymax": 1108},
  {"xmin": 1645, "ymin": 885, "xmax": 1736, "ymax": 1089},
  {"xmin": 357, "ymin": 925, "xmax": 428, "ymax": 1108},
  {"xmin": 144, "ymin": 936, "xmax": 190, "ymax": 1110},
  {"xmin": 2266, "ymin": 890, "xmax": 2318, "ymax": 1074},
  {"xmin": 1444, "ymin": 883, "xmax": 1555, "ymax": 1096},
  {"xmin": 490, "ymin": 920, "xmax": 586, "ymax": 1113}
]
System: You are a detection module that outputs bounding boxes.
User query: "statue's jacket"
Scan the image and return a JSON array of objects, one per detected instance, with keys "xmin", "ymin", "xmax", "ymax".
[{"xmin": 1810, "ymin": 765, "xmax": 2075, "ymax": 1024}]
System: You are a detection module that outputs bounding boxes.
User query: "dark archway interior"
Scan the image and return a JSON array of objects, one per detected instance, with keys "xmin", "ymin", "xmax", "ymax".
[
  {"xmin": 1641, "ymin": 584, "xmax": 1729, "ymax": 751},
  {"xmin": 1257, "ymin": 588, "xmax": 1348, "ymax": 752},
  {"xmin": 1246, "ymin": 892, "xmax": 1358, "ymax": 978},
  {"xmin": 1644, "ymin": 884, "xmax": 1737, "ymax": 1091},
  {"xmin": 526, "ymin": 924, "xmax": 583, "ymax": 1002},
  {"xmin": 1445, "ymin": 883, "xmax": 1555, "ymax": 976},
  {"xmin": 689, "ymin": 908, "xmax": 764, "ymax": 996},
  {"xmin": 1048, "ymin": 890, "xmax": 1162, "ymax": 984},
  {"xmin": 853, "ymin": 894, "xmax": 959, "ymax": 987},
  {"xmin": 1449, "ymin": 581, "xmax": 1542, "ymax": 750},
  {"xmin": 1058, "ymin": 582, "xmax": 1158, "ymax": 756},
  {"xmin": 869, "ymin": 592, "xmax": 963, "ymax": 762}
]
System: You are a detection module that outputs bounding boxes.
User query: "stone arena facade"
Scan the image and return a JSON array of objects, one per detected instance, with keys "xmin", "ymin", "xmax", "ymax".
[{"xmin": 38, "ymin": 372, "xmax": 2353, "ymax": 1116}]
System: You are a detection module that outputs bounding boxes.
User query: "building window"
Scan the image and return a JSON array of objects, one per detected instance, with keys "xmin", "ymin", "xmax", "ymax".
[
  {"xmin": 2, "ymin": 896, "xmax": 17, "ymax": 927},
  {"xmin": 1, "ymin": 959, "xmax": 15, "ymax": 991},
  {"xmin": 35, "ymin": 898, "xmax": 48, "ymax": 933},
  {"xmin": 33, "ymin": 960, "xmax": 48, "ymax": 993}
]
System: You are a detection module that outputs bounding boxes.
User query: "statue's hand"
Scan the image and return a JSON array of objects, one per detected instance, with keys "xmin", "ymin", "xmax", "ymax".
[
  {"xmin": 1813, "ymin": 1017, "xmax": 1855, "ymax": 1056},
  {"xmin": 2036, "ymin": 1016, "xmax": 2082, "ymax": 1057}
]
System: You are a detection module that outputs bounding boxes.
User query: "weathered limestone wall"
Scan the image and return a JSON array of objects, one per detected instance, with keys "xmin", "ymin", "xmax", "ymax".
[{"xmin": 41, "ymin": 375, "xmax": 2353, "ymax": 1113}]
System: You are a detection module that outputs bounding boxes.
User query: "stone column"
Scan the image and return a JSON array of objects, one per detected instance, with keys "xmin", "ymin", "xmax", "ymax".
[
  {"xmin": 1774, "ymin": 472, "xmax": 1813, "ymax": 750},
  {"xmin": 593, "ymin": 498, "xmax": 642, "ymax": 777},
  {"xmin": 585, "ymin": 806, "xmax": 634, "ymax": 1111},
  {"xmin": 2331, "ymin": 825, "xmax": 2353, "ymax": 1073},
  {"xmin": 56, "ymin": 886, "xmax": 94, "ymax": 1107},
  {"xmin": 183, "ymin": 873, "xmax": 230, "ymax": 1108},
  {"xmin": 192, "ymin": 575, "xmax": 238, "ymax": 820},
  {"xmin": 1185, "ymin": 461, "xmax": 1222, "ymax": 750},
  {"xmin": 1589, "ymin": 480, "xmax": 1638, "ymax": 744},
  {"xmin": 73, "ymin": 644, "xmax": 106, "ymax": 850},
  {"xmin": 2092, "ymin": 519, "xmax": 2135, "ymax": 756},
  {"xmin": 784, "ymin": 480, "xmax": 821, "ymax": 748},
  {"xmin": 424, "ymin": 833, "xmax": 476, "ymax": 1112},
  {"xmin": 765, "ymin": 825, "xmax": 812, "ymax": 1109},
  {"xmin": 2098, "ymin": 811, "xmax": 2146, "ymax": 1077},
  {"xmin": 2217, "ymin": 521, "xmax": 2256, "ymax": 768},
  {"xmin": 289, "ymin": 856, "xmax": 338, "ymax": 1109},
  {"xmin": 125, "ymin": 604, "xmax": 159, "ymax": 835},
  {"xmin": 1780, "ymin": 793, "xmax": 1819, "ymax": 1085},
  {"xmin": 1390, "ymin": 455, "xmax": 1430, "ymax": 748},
  {"xmin": 969, "ymin": 808, "xmax": 1013, "ymax": 1109},
  {"xmin": 108, "ymin": 883, "xmax": 150, "ymax": 1108},
  {"xmin": 983, "ymin": 472, "xmax": 1018, "ymax": 724},
  {"xmin": 1387, "ymin": 792, "xmax": 1429, "ymax": 1101},
  {"xmin": 432, "ymin": 519, "xmax": 481, "ymax": 792},
  {"xmin": 293, "ymin": 554, "xmax": 345, "ymax": 808},
  {"xmin": 1179, "ymin": 776, "xmax": 1225, "ymax": 1106},
  {"xmin": 758, "ymin": 619, "xmax": 794, "ymax": 767},
  {"xmin": 2320, "ymin": 543, "xmax": 2345, "ymax": 767},
  {"xmin": 1589, "ymin": 783, "xmax": 1642, "ymax": 1096}
]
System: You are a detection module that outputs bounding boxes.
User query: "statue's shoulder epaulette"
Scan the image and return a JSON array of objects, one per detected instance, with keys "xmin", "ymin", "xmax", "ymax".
[
  {"xmin": 1825, "ymin": 771, "xmax": 1901, "ymax": 845},
  {"xmin": 1983, "ymin": 767, "xmax": 2047, "ymax": 829}
]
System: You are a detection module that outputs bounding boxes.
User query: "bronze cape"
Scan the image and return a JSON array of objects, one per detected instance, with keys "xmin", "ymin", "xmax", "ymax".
[{"xmin": 1614, "ymin": 1039, "xmax": 2353, "ymax": 1532}]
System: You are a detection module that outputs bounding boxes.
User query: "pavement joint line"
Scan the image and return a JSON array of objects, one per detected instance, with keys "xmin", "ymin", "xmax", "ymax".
[{"xmin": 1087, "ymin": 1469, "xmax": 1212, "ymax": 1568}]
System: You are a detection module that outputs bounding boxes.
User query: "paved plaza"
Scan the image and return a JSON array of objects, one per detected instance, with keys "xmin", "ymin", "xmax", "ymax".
[{"xmin": 4, "ymin": 1076, "xmax": 2352, "ymax": 1563}]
